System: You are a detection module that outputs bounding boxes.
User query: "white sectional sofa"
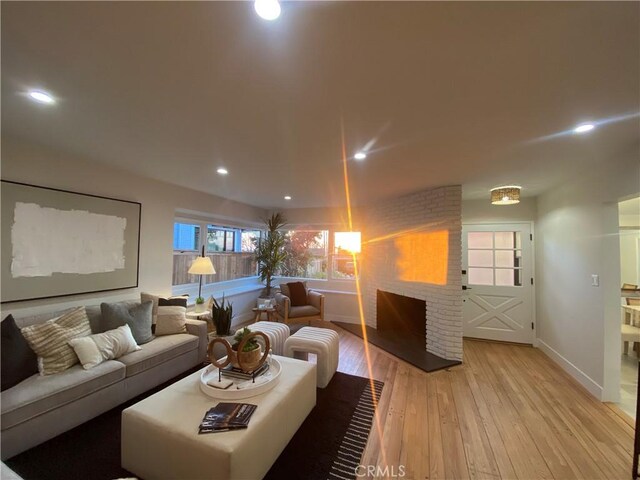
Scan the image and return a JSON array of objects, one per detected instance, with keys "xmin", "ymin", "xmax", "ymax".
[{"xmin": 1, "ymin": 301, "xmax": 208, "ymax": 460}]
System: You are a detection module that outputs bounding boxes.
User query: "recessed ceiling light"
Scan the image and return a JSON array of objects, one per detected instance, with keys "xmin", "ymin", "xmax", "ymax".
[
  {"xmin": 284, "ymin": 195, "xmax": 292, "ymax": 200},
  {"xmin": 254, "ymin": 0, "xmax": 281, "ymax": 20},
  {"xmin": 573, "ymin": 123, "xmax": 595, "ymax": 134},
  {"xmin": 217, "ymin": 168, "xmax": 228, "ymax": 175},
  {"xmin": 27, "ymin": 90, "xmax": 55, "ymax": 105},
  {"xmin": 354, "ymin": 152, "xmax": 367, "ymax": 160}
]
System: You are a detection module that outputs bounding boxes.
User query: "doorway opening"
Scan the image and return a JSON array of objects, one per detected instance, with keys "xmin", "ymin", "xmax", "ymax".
[{"xmin": 618, "ymin": 197, "xmax": 639, "ymax": 419}]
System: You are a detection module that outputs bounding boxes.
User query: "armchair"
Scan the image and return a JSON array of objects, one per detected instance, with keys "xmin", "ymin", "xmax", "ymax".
[{"xmin": 275, "ymin": 282, "xmax": 325, "ymax": 324}]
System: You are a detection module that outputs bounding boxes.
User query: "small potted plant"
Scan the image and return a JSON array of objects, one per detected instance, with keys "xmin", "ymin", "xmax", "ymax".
[
  {"xmin": 195, "ymin": 296, "xmax": 206, "ymax": 313},
  {"xmin": 231, "ymin": 327, "xmax": 264, "ymax": 372},
  {"xmin": 209, "ymin": 294, "xmax": 236, "ymax": 359}
]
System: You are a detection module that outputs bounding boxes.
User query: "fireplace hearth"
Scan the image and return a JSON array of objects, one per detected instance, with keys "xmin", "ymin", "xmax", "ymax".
[{"xmin": 333, "ymin": 289, "xmax": 461, "ymax": 373}]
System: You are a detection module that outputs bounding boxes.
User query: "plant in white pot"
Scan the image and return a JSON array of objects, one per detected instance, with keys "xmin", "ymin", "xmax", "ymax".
[{"xmin": 195, "ymin": 296, "xmax": 206, "ymax": 313}]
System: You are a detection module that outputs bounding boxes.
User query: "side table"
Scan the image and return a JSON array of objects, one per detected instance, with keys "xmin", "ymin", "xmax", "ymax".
[
  {"xmin": 186, "ymin": 310, "xmax": 212, "ymax": 333},
  {"xmin": 252, "ymin": 307, "xmax": 277, "ymax": 322}
]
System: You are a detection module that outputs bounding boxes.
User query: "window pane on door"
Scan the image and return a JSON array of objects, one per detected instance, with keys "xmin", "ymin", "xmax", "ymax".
[
  {"xmin": 468, "ymin": 232, "xmax": 493, "ymax": 249},
  {"xmin": 495, "ymin": 250, "xmax": 522, "ymax": 268},
  {"xmin": 468, "ymin": 250, "xmax": 494, "ymax": 267},
  {"xmin": 469, "ymin": 268, "xmax": 493, "ymax": 285},
  {"xmin": 495, "ymin": 231, "xmax": 520, "ymax": 249},
  {"xmin": 495, "ymin": 268, "xmax": 522, "ymax": 286}
]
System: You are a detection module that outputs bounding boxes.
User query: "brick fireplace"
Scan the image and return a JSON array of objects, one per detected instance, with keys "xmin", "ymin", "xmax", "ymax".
[{"xmin": 361, "ymin": 185, "xmax": 463, "ymax": 361}]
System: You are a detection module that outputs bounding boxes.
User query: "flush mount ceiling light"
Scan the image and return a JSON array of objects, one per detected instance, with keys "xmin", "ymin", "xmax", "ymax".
[
  {"xmin": 490, "ymin": 186, "xmax": 521, "ymax": 205},
  {"xmin": 254, "ymin": 0, "xmax": 281, "ymax": 20},
  {"xmin": 354, "ymin": 152, "xmax": 367, "ymax": 160},
  {"xmin": 216, "ymin": 167, "xmax": 228, "ymax": 175},
  {"xmin": 27, "ymin": 90, "xmax": 55, "ymax": 105},
  {"xmin": 573, "ymin": 123, "xmax": 595, "ymax": 134},
  {"xmin": 284, "ymin": 195, "xmax": 292, "ymax": 200}
]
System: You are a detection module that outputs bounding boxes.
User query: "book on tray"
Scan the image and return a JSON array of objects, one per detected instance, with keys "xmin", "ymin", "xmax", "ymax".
[
  {"xmin": 220, "ymin": 361, "xmax": 269, "ymax": 380},
  {"xmin": 198, "ymin": 402, "xmax": 258, "ymax": 434}
]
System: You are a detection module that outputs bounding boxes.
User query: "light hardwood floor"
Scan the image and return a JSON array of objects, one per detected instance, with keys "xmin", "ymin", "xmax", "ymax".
[{"xmin": 323, "ymin": 323, "xmax": 635, "ymax": 480}]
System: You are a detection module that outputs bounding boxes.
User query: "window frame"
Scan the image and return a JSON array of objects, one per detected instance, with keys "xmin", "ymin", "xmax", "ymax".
[{"xmin": 172, "ymin": 218, "xmax": 263, "ymax": 287}]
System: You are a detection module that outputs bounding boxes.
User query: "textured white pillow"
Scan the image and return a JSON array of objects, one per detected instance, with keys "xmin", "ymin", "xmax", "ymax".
[
  {"xmin": 155, "ymin": 305, "xmax": 187, "ymax": 336},
  {"xmin": 69, "ymin": 324, "xmax": 141, "ymax": 370}
]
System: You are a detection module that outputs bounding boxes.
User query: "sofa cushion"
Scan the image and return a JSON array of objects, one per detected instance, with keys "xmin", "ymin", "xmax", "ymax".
[
  {"xmin": 100, "ymin": 301, "xmax": 154, "ymax": 344},
  {"xmin": 0, "ymin": 360, "xmax": 125, "ymax": 430},
  {"xmin": 15, "ymin": 305, "xmax": 115, "ymax": 335},
  {"xmin": 288, "ymin": 305, "xmax": 321, "ymax": 318},
  {"xmin": 1, "ymin": 315, "xmax": 38, "ymax": 392},
  {"xmin": 20, "ymin": 307, "xmax": 92, "ymax": 375},
  {"xmin": 116, "ymin": 334, "xmax": 198, "ymax": 377}
]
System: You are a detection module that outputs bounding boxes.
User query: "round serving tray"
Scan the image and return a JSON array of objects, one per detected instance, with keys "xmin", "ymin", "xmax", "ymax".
[{"xmin": 199, "ymin": 357, "xmax": 282, "ymax": 400}]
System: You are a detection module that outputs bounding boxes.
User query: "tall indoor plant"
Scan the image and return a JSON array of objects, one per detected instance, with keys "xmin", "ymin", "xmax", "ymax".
[{"xmin": 255, "ymin": 213, "xmax": 287, "ymax": 297}]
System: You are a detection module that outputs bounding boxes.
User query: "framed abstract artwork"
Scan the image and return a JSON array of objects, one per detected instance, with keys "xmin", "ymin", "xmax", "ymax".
[{"xmin": 1, "ymin": 180, "xmax": 141, "ymax": 303}]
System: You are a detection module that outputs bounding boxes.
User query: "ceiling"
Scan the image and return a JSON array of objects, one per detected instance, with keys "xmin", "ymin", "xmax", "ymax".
[{"xmin": 2, "ymin": 2, "xmax": 639, "ymax": 208}]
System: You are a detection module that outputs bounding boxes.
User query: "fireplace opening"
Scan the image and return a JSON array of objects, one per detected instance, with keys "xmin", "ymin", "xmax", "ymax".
[{"xmin": 377, "ymin": 290, "xmax": 426, "ymax": 343}]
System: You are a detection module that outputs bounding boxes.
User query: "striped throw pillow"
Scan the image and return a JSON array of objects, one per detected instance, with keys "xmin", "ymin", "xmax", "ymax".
[{"xmin": 21, "ymin": 307, "xmax": 92, "ymax": 375}]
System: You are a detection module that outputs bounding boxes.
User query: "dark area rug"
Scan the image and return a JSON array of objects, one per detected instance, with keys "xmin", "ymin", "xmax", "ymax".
[
  {"xmin": 6, "ymin": 368, "xmax": 383, "ymax": 480},
  {"xmin": 333, "ymin": 321, "xmax": 461, "ymax": 373},
  {"xmin": 265, "ymin": 373, "xmax": 383, "ymax": 480}
]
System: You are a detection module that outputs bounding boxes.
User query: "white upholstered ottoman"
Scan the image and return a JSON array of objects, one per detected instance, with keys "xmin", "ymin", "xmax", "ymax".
[
  {"xmin": 121, "ymin": 356, "xmax": 316, "ymax": 480},
  {"xmin": 250, "ymin": 321, "xmax": 290, "ymax": 356},
  {"xmin": 283, "ymin": 327, "xmax": 339, "ymax": 388}
]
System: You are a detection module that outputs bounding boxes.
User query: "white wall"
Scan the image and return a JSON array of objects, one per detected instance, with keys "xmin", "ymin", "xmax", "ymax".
[
  {"xmin": 535, "ymin": 142, "xmax": 640, "ymax": 400},
  {"xmin": 463, "ymin": 197, "xmax": 537, "ymax": 224},
  {"xmin": 620, "ymin": 230, "xmax": 640, "ymax": 286},
  {"xmin": 1, "ymin": 136, "xmax": 268, "ymax": 320}
]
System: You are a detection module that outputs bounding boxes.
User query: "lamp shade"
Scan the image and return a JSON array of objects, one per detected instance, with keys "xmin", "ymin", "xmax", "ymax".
[
  {"xmin": 335, "ymin": 231, "xmax": 362, "ymax": 254},
  {"xmin": 188, "ymin": 256, "xmax": 216, "ymax": 275},
  {"xmin": 490, "ymin": 186, "xmax": 521, "ymax": 205}
]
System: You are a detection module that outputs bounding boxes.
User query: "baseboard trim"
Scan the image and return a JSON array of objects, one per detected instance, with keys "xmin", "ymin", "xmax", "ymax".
[
  {"xmin": 324, "ymin": 313, "xmax": 361, "ymax": 325},
  {"xmin": 537, "ymin": 339, "xmax": 603, "ymax": 400}
]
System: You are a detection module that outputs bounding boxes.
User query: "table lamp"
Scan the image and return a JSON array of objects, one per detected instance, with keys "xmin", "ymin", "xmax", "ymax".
[{"xmin": 188, "ymin": 246, "xmax": 216, "ymax": 301}]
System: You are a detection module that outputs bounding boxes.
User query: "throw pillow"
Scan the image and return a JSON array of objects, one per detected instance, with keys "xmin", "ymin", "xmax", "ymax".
[
  {"xmin": 100, "ymin": 301, "xmax": 154, "ymax": 345},
  {"xmin": 69, "ymin": 324, "xmax": 140, "ymax": 370},
  {"xmin": 21, "ymin": 307, "xmax": 92, "ymax": 375},
  {"xmin": 156, "ymin": 297, "xmax": 188, "ymax": 336},
  {"xmin": 287, "ymin": 281, "xmax": 308, "ymax": 307},
  {"xmin": 1, "ymin": 315, "xmax": 38, "ymax": 391},
  {"xmin": 140, "ymin": 293, "xmax": 189, "ymax": 328}
]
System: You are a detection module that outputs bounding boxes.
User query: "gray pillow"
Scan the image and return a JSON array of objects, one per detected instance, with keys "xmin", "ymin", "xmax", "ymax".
[{"xmin": 100, "ymin": 301, "xmax": 154, "ymax": 345}]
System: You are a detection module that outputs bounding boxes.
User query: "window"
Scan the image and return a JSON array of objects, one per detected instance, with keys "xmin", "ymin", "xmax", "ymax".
[
  {"xmin": 207, "ymin": 226, "xmax": 236, "ymax": 252},
  {"xmin": 280, "ymin": 230, "xmax": 328, "ymax": 280},
  {"xmin": 172, "ymin": 221, "xmax": 262, "ymax": 286},
  {"xmin": 467, "ymin": 231, "xmax": 522, "ymax": 286},
  {"xmin": 331, "ymin": 232, "xmax": 361, "ymax": 280},
  {"xmin": 173, "ymin": 223, "xmax": 200, "ymax": 251},
  {"xmin": 241, "ymin": 230, "xmax": 261, "ymax": 252}
]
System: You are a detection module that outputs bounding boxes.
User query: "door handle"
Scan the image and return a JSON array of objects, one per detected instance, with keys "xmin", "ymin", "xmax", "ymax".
[{"xmin": 462, "ymin": 286, "xmax": 472, "ymax": 290}]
